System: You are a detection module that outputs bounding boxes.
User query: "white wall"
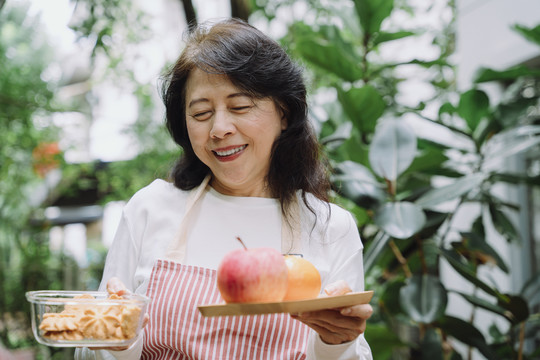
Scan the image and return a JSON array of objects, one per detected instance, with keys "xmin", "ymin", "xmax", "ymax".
[{"xmin": 456, "ymin": 0, "xmax": 540, "ymax": 89}]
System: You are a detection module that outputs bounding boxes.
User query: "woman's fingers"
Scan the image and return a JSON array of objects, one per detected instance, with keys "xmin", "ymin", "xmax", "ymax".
[
  {"xmin": 340, "ymin": 303, "xmax": 373, "ymax": 319},
  {"xmin": 291, "ymin": 280, "xmax": 374, "ymax": 344},
  {"xmin": 324, "ymin": 280, "xmax": 352, "ymax": 296},
  {"xmin": 106, "ymin": 277, "xmax": 128, "ymax": 296}
]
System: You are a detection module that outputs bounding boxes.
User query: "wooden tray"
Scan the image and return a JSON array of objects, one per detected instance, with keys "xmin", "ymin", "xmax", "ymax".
[{"xmin": 198, "ymin": 290, "xmax": 373, "ymax": 317}]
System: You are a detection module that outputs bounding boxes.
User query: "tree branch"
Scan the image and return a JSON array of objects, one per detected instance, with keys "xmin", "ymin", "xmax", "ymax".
[
  {"xmin": 180, "ymin": 0, "xmax": 197, "ymax": 29},
  {"xmin": 230, "ymin": 0, "xmax": 251, "ymax": 21}
]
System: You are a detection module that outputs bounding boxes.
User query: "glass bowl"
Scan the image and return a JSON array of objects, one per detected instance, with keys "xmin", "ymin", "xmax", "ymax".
[{"xmin": 26, "ymin": 290, "xmax": 150, "ymax": 348}]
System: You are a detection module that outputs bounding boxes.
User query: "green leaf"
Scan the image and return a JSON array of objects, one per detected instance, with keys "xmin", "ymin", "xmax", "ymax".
[
  {"xmin": 373, "ymin": 30, "xmax": 416, "ymax": 46},
  {"xmin": 339, "ymin": 131, "xmax": 371, "ymax": 164},
  {"xmin": 491, "ymin": 172, "xmax": 540, "ymax": 186},
  {"xmin": 498, "ymin": 295, "xmax": 529, "ymax": 324},
  {"xmin": 363, "ymin": 322, "xmax": 405, "ymax": 360},
  {"xmin": 513, "ymin": 24, "xmax": 540, "ymax": 46},
  {"xmin": 452, "ymin": 291, "xmax": 510, "ymax": 320},
  {"xmin": 295, "ymin": 37, "xmax": 363, "ymax": 82},
  {"xmin": 473, "ymin": 65, "xmax": 540, "ymax": 83},
  {"xmin": 482, "ymin": 125, "xmax": 540, "ymax": 171},
  {"xmin": 494, "ymin": 95, "xmax": 539, "ymax": 128},
  {"xmin": 337, "ymin": 85, "xmax": 385, "ymax": 134},
  {"xmin": 320, "ymin": 121, "xmax": 353, "ymax": 150},
  {"xmin": 439, "ymin": 248, "xmax": 500, "ymax": 298},
  {"xmin": 368, "ymin": 119, "xmax": 417, "ymax": 181},
  {"xmin": 353, "ymin": 0, "xmax": 394, "ymax": 35},
  {"xmin": 374, "ymin": 201, "xmax": 426, "ymax": 239},
  {"xmin": 379, "ymin": 277, "xmax": 406, "ymax": 315},
  {"xmin": 437, "ymin": 315, "xmax": 500, "ymax": 360},
  {"xmin": 399, "ymin": 274, "xmax": 447, "ymax": 323},
  {"xmin": 331, "ymin": 194, "xmax": 371, "ymax": 227},
  {"xmin": 403, "ymin": 145, "xmax": 449, "ymax": 176},
  {"xmin": 457, "ymin": 232, "xmax": 509, "ymax": 273},
  {"xmin": 521, "ymin": 272, "xmax": 540, "ymax": 309},
  {"xmin": 438, "ymin": 102, "xmax": 456, "ymax": 116},
  {"xmin": 415, "ymin": 173, "xmax": 485, "ymax": 209},
  {"xmin": 488, "ymin": 203, "xmax": 519, "ymax": 242},
  {"xmin": 333, "ymin": 160, "xmax": 386, "ymax": 208},
  {"xmin": 421, "ymin": 328, "xmax": 444, "ymax": 360},
  {"xmin": 364, "ymin": 232, "xmax": 391, "ymax": 274},
  {"xmin": 457, "ymin": 89, "xmax": 490, "ymax": 131}
]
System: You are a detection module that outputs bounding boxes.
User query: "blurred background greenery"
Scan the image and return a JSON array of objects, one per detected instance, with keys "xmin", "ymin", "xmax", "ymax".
[{"xmin": 1, "ymin": 0, "xmax": 539, "ymax": 359}]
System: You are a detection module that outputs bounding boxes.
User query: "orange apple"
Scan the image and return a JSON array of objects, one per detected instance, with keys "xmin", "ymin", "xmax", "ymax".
[
  {"xmin": 217, "ymin": 237, "xmax": 288, "ymax": 303},
  {"xmin": 283, "ymin": 255, "xmax": 321, "ymax": 301}
]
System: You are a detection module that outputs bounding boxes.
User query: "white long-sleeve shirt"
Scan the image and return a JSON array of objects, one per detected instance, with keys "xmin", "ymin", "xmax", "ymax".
[{"xmin": 76, "ymin": 179, "xmax": 372, "ymax": 359}]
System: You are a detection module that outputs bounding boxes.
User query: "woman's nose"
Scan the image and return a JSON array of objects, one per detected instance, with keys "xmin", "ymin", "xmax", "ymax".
[{"xmin": 210, "ymin": 110, "xmax": 236, "ymax": 139}]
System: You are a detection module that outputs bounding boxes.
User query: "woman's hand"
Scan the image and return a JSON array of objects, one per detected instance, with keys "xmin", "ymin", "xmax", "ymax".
[
  {"xmin": 90, "ymin": 277, "xmax": 149, "ymax": 351},
  {"xmin": 107, "ymin": 276, "xmax": 132, "ymax": 296},
  {"xmin": 290, "ymin": 280, "xmax": 373, "ymax": 345}
]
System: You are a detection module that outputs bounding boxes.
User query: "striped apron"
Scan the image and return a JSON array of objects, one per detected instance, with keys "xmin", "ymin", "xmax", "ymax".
[{"xmin": 141, "ymin": 176, "xmax": 310, "ymax": 359}]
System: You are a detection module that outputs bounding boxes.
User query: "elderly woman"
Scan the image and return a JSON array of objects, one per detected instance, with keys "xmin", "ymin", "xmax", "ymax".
[{"xmin": 76, "ymin": 18, "xmax": 373, "ymax": 360}]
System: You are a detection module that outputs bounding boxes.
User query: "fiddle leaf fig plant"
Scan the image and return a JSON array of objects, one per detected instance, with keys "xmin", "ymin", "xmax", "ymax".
[{"xmin": 261, "ymin": 0, "xmax": 540, "ymax": 358}]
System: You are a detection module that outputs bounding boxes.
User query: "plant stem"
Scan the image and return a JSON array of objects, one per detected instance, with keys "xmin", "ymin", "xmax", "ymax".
[
  {"xmin": 416, "ymin": 236, "xmax": 428, "ymax": 274},
  {"xmin": 518, "ymin": 321, "xmax": 525, "ymax": 360},
  {"xmin": 436, "ymin": 195, "xmax": 467, "ymax": 247},
  {"xmin": 389, "ymin": 240, "xmax": 412, "ymax": 278}
]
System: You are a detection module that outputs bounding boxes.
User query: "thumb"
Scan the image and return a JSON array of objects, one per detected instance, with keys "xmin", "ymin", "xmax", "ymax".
[
  {"xmin": 324, "ymin": 280, "xmax": 352, "ymax": 296},
  {"xmin": 107, "ymin": 277, "xmax": 128, "ymax": 296}
]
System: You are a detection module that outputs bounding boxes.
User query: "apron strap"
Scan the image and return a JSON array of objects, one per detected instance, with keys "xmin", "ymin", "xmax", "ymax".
[
  {"xmin": 165, "ymin": 175, "xmax": 302, "ymax": 262},
  {"xmin": 165, "ymin": 175, "xmax": 211, "ymax": 262}
]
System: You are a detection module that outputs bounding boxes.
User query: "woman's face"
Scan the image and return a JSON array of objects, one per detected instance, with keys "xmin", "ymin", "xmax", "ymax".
[{"xmin": 184, "ymin": 68, "xmax": 287, "ymax": 197}]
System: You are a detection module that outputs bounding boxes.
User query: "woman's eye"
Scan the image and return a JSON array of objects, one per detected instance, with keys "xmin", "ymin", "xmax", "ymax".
[
  {"xmin": 191, "ymin": 111, "xmax": 212, "ymax": 120},
  {"xmin": 231, "ymin": 106, "xmax": 252, "ymax": 112}
]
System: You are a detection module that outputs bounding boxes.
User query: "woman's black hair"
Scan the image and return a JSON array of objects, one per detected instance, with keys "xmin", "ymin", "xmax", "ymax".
[{"xmin": 161, "ymin": 18, "xmax": 330, "ymax": 217}]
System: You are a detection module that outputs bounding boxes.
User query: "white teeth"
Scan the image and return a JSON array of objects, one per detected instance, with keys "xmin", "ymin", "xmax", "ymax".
[{"xmin": 214, "ymin": 145, "xmax": 247, "ymax": 157}]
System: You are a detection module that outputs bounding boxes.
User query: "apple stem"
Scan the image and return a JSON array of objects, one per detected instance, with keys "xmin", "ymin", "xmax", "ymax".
[{"xmin": 236, "ymin": 236, "xmax": 248, "ymax": 250}]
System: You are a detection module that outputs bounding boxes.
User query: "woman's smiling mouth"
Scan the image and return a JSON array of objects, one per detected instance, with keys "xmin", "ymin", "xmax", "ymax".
[{"xmin": 212, "ymin": 145, "xmax": 247, "ymax": 160}]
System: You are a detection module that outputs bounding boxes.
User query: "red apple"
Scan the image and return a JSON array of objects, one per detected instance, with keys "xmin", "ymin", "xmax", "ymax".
[{"xmin": 217, "ymin": 237, "xmax": 288, "ymax": 303}]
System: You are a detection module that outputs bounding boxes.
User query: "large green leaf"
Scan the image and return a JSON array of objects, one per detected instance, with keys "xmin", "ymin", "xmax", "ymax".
[
  {"xmin": 295, "ymin": 37, "xmax": 363, "ymax": 82},
  {"xmin": 513, "ymin": 24, "xmax": 540, "ymax": 46},
  {"xmin": 333, "ymin": 160, "xmax": 386, "ymax": 208},
  {"xmin": 452, "ymin": 291, "xmax": 510, "ymax": 320},
  {"xmin": 473, "ymin": 65, "xmax": 540, "ymax": 83},
  {"xmin": 399, "ymin": 274, "xmax": 447, "ymax": 323},
  {"xmin": 437, "ymin": 315, "xmax": 500, "ymax": 360},
  {"xmin": 337, "ymin": 85, "xmax": 385, "ymax": 134},
  {"xmin": 353, "ymin": 0, "xmax": 394, "ymax": 35},
  {"xmin": 457, "ymin": 89, "xmax": 490, "ymax": 132},
  {"xmin": 374, "ymin": 201, "xmax": 426, "ymax": 239},
  {"xmin": 497, "ymin": 294, "xmax": 529, "ymax": 324},
  {"xmin": 482, "ymin": 125, "xmax": 540, "ymax": 171},
  {"xmin": 368, "ymin": 119, "xmax": 416, "ymax": 181},
  {"xmin": 415, "ymin": 173, "xmax": 485, "ymax": 209},
  {"xmin": 439, "ymin": 248, "xmax": 500, "ymax": 298}
]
